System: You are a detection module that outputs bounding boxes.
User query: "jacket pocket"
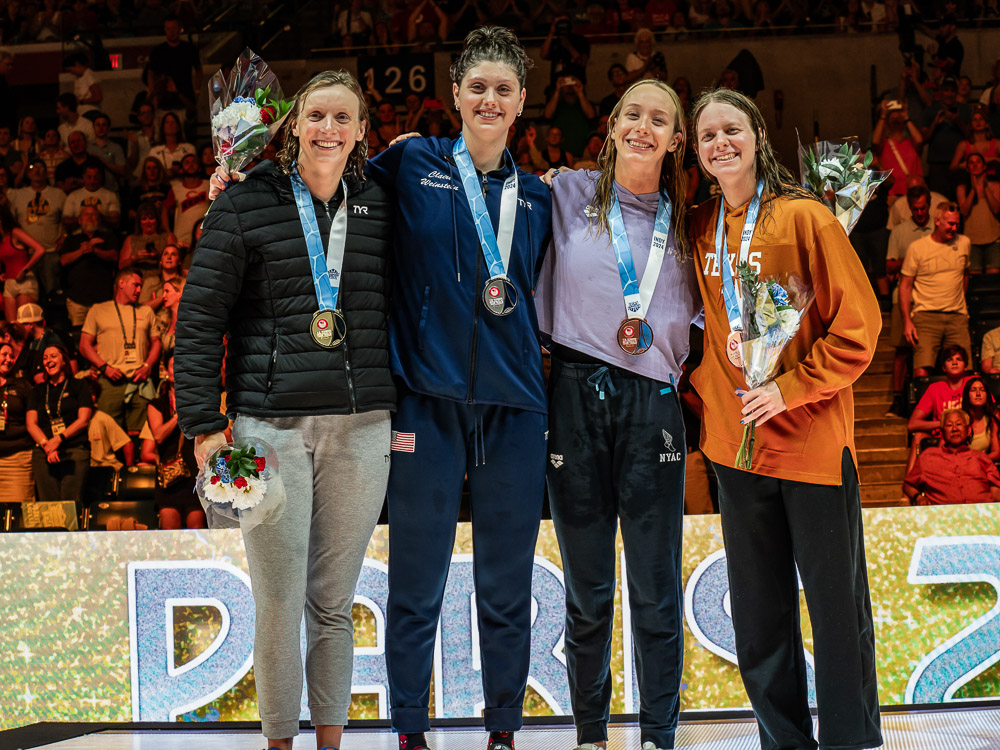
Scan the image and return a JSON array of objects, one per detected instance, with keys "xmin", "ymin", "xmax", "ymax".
[
  {"xmin": 417, "ymin": 285, "xmax": 431, "ymax": 351},
  {"xmin": 266, "ymin": 330, "xmax": 279, "ymax": 390}
]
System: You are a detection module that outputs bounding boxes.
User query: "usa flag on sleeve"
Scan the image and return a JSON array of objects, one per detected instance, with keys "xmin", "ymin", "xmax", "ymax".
[{"xmin": 391, "ymin": 430, "xmax": 415, "ymax": 452}]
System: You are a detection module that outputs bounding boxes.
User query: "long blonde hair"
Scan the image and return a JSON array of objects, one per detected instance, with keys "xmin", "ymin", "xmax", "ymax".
[
  {"xmin": 276, "ymin": 70, "xmax": 369, "ymax": 182},
  {"xmin": 592, "ymin": 79, "xmax": 689, "ymax": 258}
]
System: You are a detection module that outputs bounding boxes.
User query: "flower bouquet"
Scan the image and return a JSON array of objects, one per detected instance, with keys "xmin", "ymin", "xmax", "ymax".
[
  {"xmin": 208, "ymin": 47, "xmax": 294, "ymax": 174},
  {"xmin": 196, "ymin": 439, "xmax": 286, "ymax": 530},
  {"xmin": 734, "ymin": 262, "xmax": 814, "ymax": 470},
  {"xmin": 798, "ymin": 138, "xmax": 890, "ymax": 235}
]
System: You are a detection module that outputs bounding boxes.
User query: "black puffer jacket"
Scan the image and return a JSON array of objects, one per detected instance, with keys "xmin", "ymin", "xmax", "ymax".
[{"xmin": 175, "ymin": 163, "xmax": 395, "ymax": 437}]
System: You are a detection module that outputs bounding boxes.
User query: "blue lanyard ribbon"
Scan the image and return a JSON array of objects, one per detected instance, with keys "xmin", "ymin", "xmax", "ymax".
[
  {"xmin": 607, "ymin": 187, "xmax": 672, "ymax": 319},
  {"xmin": 715, "ymin": 180, "xmax": 763, "ymax": 332},
  {"xmin": 290, "ymin": 166, "xmax": 347, "ymax": 312},
  {"xmin": 452, "ymin": 136, "xmax": 518, "ymax": 279}
]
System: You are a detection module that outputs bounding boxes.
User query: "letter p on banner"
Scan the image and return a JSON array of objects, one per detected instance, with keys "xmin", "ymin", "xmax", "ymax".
[{"xmin": 128, "ymin": 561, "xmax": 256, "ymax": 721}]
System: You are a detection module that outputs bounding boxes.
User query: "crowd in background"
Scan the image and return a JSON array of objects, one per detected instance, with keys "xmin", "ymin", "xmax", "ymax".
[{"xmin": 0, "ymin": 0, "xmax": 998, "ymax": 526}]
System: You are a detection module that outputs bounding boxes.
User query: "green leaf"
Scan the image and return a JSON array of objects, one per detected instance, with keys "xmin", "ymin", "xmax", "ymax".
[{"xmin": 864, "ymin": 150, "xmax": 873, "ymax": 168}]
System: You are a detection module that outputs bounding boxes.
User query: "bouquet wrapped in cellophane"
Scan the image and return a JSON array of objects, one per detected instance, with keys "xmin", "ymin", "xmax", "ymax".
[
  {"xmin": 734, "ymin": 262, "xmax": 814, "ymax": 470},
  {"xmin": 208, "ymin": 47, "xmax": 294, "ymax": 173},
  {"xmin": 196, "ymin": 439, "xmax": 286, "ymax": 530},
  {"xmin": 798, "ymin": 138, "xmax": 890, "ymax": 235}
]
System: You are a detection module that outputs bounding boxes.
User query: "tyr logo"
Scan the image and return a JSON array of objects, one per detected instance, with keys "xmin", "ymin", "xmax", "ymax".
[{"xmin": 353, "ymin": 205, "xmax": 368, "ymax": 214}]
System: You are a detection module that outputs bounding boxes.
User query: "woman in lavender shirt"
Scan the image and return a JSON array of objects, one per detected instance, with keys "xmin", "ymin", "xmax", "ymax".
[{"xmin": 534, "ymin": 79, "xmax": 701, "ymax": 750}]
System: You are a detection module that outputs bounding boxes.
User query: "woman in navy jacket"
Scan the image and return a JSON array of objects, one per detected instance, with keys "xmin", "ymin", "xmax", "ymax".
[{"xmin": 367, "ymin": 26, "xmax": 552, "ymax": 750}]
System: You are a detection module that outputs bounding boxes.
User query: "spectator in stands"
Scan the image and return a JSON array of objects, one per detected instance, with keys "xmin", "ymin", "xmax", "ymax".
[
  {"xmin": 949, "ymin": 106, "xmax": 1000, "ymax": 172},
  {"xmin": 888, "ymin": 174, "xmax": 946, "ymax": 228},
  {"xmin": 120, "ymin": 201, "xmax": 177, "ymax": 301},
  {"xmin": 717, "ymin": 68, "xmax": 740, "ymax": 91},
  {"xmin": 9, "ymin": 159, "xmax": 65, "ymax": 299},
  {"xmin": 900, "ymin": 202, "xmax": 971, "ymax": 377},
  {"xmin": 63, "ymin": 53, "xmax": 103, "ymax": 118},
  {"xmin": 369, "ymin": 20, "xmax": 399, "ymax": 55},
  {"xmin": 79, "ymin": 266, "xmax": 160, "ymax": 435},
  {"xmin": 64, "ymin": 164, "xmax": 121, "ymax": 232},
  {"xmin": 541, "ymin": 15, "xmax": 590, "ymax": 88},
  {"xmin": 904, "ymin": 408, "xmax": 1000, "ymax": 504},
  {"xmin": 932, "ymin": 14, "xmax": 964, "ymax": 77},
  {"xmin": 16, "ymin": 303, "xmax": 69, "ymax": 385},
  {"xmin": 127, "ymin": 157, "xmax": 171, "ymax": 222},
  {"xmin": 55, "ymin": 131, "xmax": 99, "ymax": 194},
  {"xmin": 981, "ymin": 57, "xmax": 1000, "ymax": 111},
  {"xmin": 29, "ymin": 0, "xmax": 62, "ymax": 42},
  {"xmin": 672, "ymin": 76, "xmax": 692, "ymax": 113},
  {"xmin": 141, "ymin": 350, "xmax": 204, "ymax": 529},
  {"xmin": 873, "ymin": 98, "xmax": 923, "ymax": 204},
  {"xmin": 371, "ymin": 101, "xmax": 403, "ymax": 153},
  {"xmin": 920, "ymin": 78, "xmax": 971, "ymax": 196},
  {"xmin": 540, "ymin": 125, "xmax": 575, "ymax": 169},
  {"xmin": 624, "ymin": 28, "xmax": 660, "ymax": 83},
  {"xmin": 885, "ymin": 185, "xmax": 933, "ymax": 416},
  {"xmin": 89, "ymin": 406, "xmax": 134, "ymax": 470},
  {"xmin": 126, "ymin": 102, "xmax": 158, "ymax": 183},
  {"xmin": 336, "ymin": 0, "xmax": 374, "ymax": 42},
  {"xmin": 26, "ymin": 344, "xmax": 94, "ymax": 503},
  {"xmin": 598, "ymin": 63, "xmax": 629, "ymax": 117},
  {"xmin": 147, "ymin": 245, "xmax": 185, "ymax": 351},
  {"xmin": 0, "ymin": 340, "xmax": 34, "ymax": 503},
  {"xmin": 544, "ymin": 75, "xmax": 596, "ymax": 158},
  {"xmin": 572, "ymin": 132, "xmax": 603, "ymax": 170},
  {"xmin": 408, "ymin": 0, "xmax": 449, "ymax": 52},
  {"xmin": 147, "ymin": 15, "xmax": 203, "ymax": 130},
  {"xmin": 957, "ymin": 153, "xmax": 1000, "ymax": 274},
  {"xmin": 148, "ymin": 111, "xmax": 195, "ymax": 176},
  {"xmin": 962, "ymin": 375, "xmax": 1000, "ymax": 460},
  {"xmin": 957, "ymin": 75, "xmax": 974, "ymax": 105},
  {"xmin": 0, "ymin": 206, "xmax": 46, "ymax": 323},
  {"xmin": 87, "ymin": 113, "xmax": 128, "ymax": 195},
  {"xmin": 199, "ymin": 143, "xmax": 216, "ymax": 181},
  {"xmin": 906, "ymin": 344, "xmax": 972, "ymax": 467},
  {"xmin": 0, "ymin": 126, "xmax": 22, "ymax": 182},
  {"xmin": 56, "ymin": 94, "xmax": 95, "ymax": 148},
  {"xmin": 59, "ymin": 205, "xmax": 119, "ymax": 328},
  {"xmin": 38, "ymin": 129, "xmax": 68, "ymax": 186},
  {"xmin": 162, "ymin": 153, "xmax": 209, "ymax": 251},
  {"xmin": 13, "ymin": 116, "xmax": 39, "ymax": 171}
]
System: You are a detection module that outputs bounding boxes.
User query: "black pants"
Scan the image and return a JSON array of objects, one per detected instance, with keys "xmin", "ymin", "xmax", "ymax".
[
  {"xmin": 712, "ymin": 448, "xmax": 882, "ymax": 750},
  {"xmin": 547, "ymin": 357, "xmax": 685, "ymax": 749}
]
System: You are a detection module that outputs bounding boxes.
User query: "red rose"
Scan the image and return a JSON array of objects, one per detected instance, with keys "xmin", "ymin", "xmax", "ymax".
[
  {"xmin": 254, "ymin": 457, "xmax": 266, "ymax": 471},
  {"xmin": 210, "ymin": 476, "xmax": 220, "ymax": 485},
  {"xmin": 234, "ymin": 477, "xmax": 248, "ymax": 489},
  {"xmin": 224, "ymin": 454, "xmax": 231, "ymax": 462},
  {"xmin": 260, "ymin": 105, "xmax": 277, "ymax": 125}
]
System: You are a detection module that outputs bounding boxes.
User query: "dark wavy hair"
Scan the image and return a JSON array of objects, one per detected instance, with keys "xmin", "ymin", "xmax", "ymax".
[
  {"xmin": 41, "ymin": 343, "xmax": 75, "ymax": 385},
  {"xmin": 690, "ymin": 87, "xmax": 817, "ymax": 234},
  {"xmin": 276, "ymin": 69, "xmax": 369, "ymax": 182},
  {"xmin": 962, "ymin": 376, "xmax": 999, "ymax": 428},
  {"xmin": 449, "ymin": 26, "xmax": 532, "ymax": 88}
]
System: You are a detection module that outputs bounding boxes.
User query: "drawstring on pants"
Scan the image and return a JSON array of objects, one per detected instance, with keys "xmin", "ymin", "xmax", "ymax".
[
  {"xmin": 473, "ymin": 413, "xmax": 487, "ymax": 466},
  {"xmin": 587, "ymin": 367, "xmax": 617, "ymax": 401}
]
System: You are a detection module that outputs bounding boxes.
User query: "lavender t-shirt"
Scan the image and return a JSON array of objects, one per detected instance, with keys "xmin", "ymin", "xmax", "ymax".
[{"xmin": 535, "ymin": 169, "xmax": 703, "ymax": 383}]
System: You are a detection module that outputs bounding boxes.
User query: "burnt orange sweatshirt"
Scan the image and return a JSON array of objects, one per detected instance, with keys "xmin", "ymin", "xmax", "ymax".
[{"xmin": 689, "ymin": 194, "xmax": 882, "ymax": 485}]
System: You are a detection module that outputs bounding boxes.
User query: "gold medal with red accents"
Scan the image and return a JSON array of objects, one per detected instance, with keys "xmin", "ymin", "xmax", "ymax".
[
  {"xmin": 725, "ymin": 330, "xmax": 744, "ymax": 367},
  {"xmin": 617, "ymin": 317, "xmax": 654, "ymax": 356},
  {"xmin": 311, "ymin": 309, "xmax": 347, "ymax": 348}
]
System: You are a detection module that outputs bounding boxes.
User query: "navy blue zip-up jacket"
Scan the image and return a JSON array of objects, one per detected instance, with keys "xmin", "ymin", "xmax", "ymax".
[{"xmin": 368, "ymin": 137, "xmax": 552, "ymax": 414}]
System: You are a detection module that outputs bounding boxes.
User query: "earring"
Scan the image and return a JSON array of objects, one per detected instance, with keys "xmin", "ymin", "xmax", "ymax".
[
  {"xmin": 517, "ymin": 110, "xmax": 522, "ymax": 117},
  {"xmin": 454, "ymin": 102, "xmax": 460, "ymax": 110}
]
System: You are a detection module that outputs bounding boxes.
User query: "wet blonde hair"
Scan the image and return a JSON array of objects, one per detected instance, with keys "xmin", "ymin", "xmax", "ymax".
[
  {"xmin": 591, "ymin": 79, "xmax": 689, "ymax": 258},
  {"xmin": 277, "ymin": 70, "xmax": 369, "ymax": 182}
]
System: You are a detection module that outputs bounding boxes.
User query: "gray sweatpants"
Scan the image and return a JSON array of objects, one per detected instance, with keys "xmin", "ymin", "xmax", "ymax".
[{"xmin": 234, "ymin": 410, "xmax": 391, "ymax": 739}]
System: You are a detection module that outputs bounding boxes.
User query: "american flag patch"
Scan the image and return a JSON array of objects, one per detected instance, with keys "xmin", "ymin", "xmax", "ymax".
[{"xmin": 390, "ymin": 430, "xmax": 415, "ymax": 452}]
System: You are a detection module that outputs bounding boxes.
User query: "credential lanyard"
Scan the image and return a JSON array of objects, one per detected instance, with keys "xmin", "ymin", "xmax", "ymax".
[
  {"xmin": 114, "ymin": 302, "xmax": 137, "ymax": 347},
  {"xmin": 715, "ymin": 180, "xmax": 763, "ymax": 333},
  {"xmin": 607, "ymin": 188, "xmax": 672, "ymax": 319},
  {"xmin": 453, "ymin": 136, "xmax": 518, "ymax": 279},
  {"xmin": 290, "ymin": 166, "xmax": 348, "ymax": 312}
]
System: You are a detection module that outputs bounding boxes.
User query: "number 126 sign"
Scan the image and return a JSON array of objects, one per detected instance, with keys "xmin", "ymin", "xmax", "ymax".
[{"xmin": 360, "ymin": 54, "xmax": 433, "ymax": 98}]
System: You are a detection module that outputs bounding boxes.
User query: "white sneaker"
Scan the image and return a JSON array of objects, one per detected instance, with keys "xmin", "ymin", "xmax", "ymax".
[
  {"xmin": 640, "ymin": 743, "xmax": 665, "ymax": 750},
  {"xmin": 573, "ymin": 745, "xmax": 604, "ymax": 750}
]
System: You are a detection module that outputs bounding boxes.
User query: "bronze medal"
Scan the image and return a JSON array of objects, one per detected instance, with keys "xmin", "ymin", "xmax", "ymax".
[
  {"xmin": 617, "ymin": 317, "xmax": 654, "ymax": 356},
  {"xmin": 482, "ymin": 276, "xmax": 518, "ymax": 316},
  {"xmin": 311, "ymin": 309, "xmax": 347, "ymax": 348},
  {"xmin": 726, "ymin": 330, "xmax": 744, "ymax": 367}
]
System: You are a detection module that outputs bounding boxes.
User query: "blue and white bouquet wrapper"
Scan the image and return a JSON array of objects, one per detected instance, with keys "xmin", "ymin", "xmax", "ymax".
[
  {"xmin": 734, "ymin": 265, "xmax": 815, "ymax": 470},
  {"xmin": 195, "ymin": 439, "xmax": 286, "ymax": 531},
  {"xmin": 798, "ymin": 137, "xmax": 890, "ymax": 235}
]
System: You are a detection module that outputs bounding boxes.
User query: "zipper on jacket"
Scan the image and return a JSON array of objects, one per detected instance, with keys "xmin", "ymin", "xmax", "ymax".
[
  {"xmin": 466, "ymin": 250, "xmax": 483, "ymax": 404},
  {"xmin": 342, "ymin": 331, "xmax": 357, "ymax": 413},
  {"xmin": 481, "ymin": 171, "xmax": 489, "ymax": 194},
  {"xmin": 266, "ymin": 331, "xmax": 278, "ymax": 390}
]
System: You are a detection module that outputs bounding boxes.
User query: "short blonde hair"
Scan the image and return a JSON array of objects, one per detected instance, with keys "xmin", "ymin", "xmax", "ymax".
[{"xmin": 940, "ymin": 408, "xmax": 971, "ymax": 430}]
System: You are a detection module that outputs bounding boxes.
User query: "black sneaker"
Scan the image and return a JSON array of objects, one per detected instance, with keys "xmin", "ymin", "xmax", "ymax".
[
  {"xmin": 488, "ymin": 730, "xmax": 515, "ymax": 750},
  {"xmin": 884, "ymin": 394, "xmax": 906, "ymax": 418}
]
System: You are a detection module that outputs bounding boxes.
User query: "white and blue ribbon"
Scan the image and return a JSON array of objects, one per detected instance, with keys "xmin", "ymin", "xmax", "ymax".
[
  {"xmin": 608, "ymin": 187, "xmax": 673, "ymax": 320},
  {"xmin": 715, "ymin": 180, "xmax": 764, "ymax": 333},
  {"xmin": 453, "ymin": 136, "xmax": 518, "ymax": 279},
  {"xmin": 290, "ymin": 166, "xmax": 348, "ymax": 312}
]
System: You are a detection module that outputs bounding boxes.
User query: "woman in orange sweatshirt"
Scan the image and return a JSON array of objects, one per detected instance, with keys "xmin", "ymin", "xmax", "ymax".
[{"xmin": 688, "ymin": 88, "xmax": 884, "ymax": 750}]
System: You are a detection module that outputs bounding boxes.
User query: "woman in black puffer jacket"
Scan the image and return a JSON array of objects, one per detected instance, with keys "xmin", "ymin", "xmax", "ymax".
[{"xmin": 175, "ymin": 70, "xmax": 393, "ymax": 750}]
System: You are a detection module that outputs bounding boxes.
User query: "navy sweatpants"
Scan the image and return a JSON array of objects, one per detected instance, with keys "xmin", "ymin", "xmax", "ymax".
[
  {"xmin": 546, "ymin": 357, "xmax": 686, "ymax": 750},
  {"xmin": 712, "ymin": 448, "xmax": 882, "ymax": 750},
  {"xmin": 385, "ymin": 389, "xmax": 547, "ymax": 734}
]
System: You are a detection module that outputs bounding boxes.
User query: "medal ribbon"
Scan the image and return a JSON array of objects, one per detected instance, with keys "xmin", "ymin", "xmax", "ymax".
[
  {"xmin": 290, "ymin": 166, "xmax": 348, "ymax": 312},
  {"xmin": 607, "ymin": 187, "xmax": 672, "ymax": 320},
  {"xmin": 453, "ymin": 136, "xmax": 518, "ymax": 279},
  {"xmin": 715, "ymin": 180, "xmax": 764, "ymax": 334}
]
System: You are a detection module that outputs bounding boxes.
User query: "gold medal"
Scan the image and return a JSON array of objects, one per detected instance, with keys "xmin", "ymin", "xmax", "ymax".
[
  {"xmin": 726, "ymin": 330, "xmax": 744, "ymax": 367},
  {"xmin": 311, "ymin": 309, "xmax": 347, "ymax": 348}
]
